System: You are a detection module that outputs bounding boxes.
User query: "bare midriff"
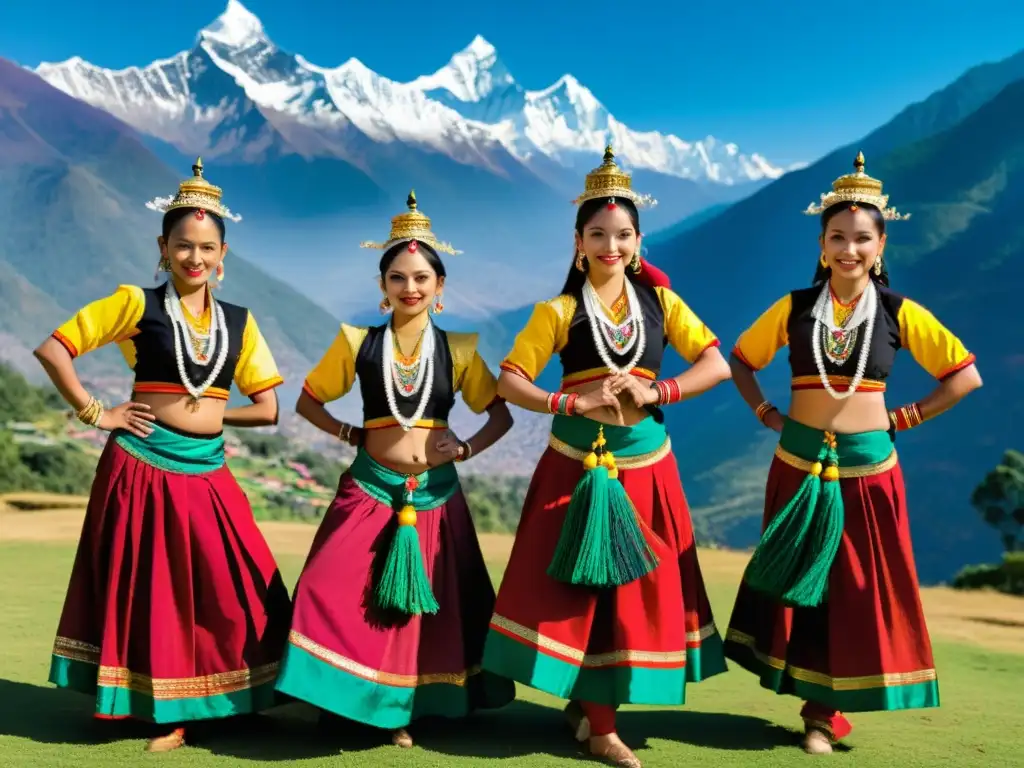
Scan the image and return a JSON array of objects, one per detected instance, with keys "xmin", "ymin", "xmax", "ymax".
[
  {"xmin": 788, "ymin": 389, "xmax": 890, "ymax": 434},
  {"xmin": 132, "ymin": 391, "xmax": 228, "ymax": 435},
  {"xmin": 363, "ymin": 426, "xmax": 458, "ymax": 475},
  {"xmin": 563, "ymin": 375, "xmax": 652, "ymax": 427}
]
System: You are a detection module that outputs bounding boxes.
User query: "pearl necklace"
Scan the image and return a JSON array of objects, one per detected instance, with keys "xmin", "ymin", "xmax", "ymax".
[
  {"xmin": 164, "ymin": 281, "xmax": 230, "ymax": 411},
  {"xmin": 382, "ymin": 319, "xmax": 435, "ymax": 431},
  {"xmin": 810, "ymin": 280, "xmax": 877, "ymax": 400},
  {"xmin": 582, "ymin": 277, "xmax": 646, "ymax": 375}
]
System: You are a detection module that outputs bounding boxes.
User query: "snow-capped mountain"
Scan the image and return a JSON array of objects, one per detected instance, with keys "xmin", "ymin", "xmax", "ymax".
[{"xmin": 33, "ymin": 0, "xmax": 787, "ymax": 189}]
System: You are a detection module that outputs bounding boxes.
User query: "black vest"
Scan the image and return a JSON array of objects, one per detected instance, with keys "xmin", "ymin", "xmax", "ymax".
[
  {"xmin": 559, "ymin": 282, "xmax": 667, "ymax": 379},
  {"xmin": 356, "ymin": 324, "xmax": 456, "ymax": 424},
  {"xmin": 132, "ymin": 284, "xmax": 248, "ymax": 393},
  {"xmin": 786, "ymin": 284, "xmax": 904, "ymax": 382}
]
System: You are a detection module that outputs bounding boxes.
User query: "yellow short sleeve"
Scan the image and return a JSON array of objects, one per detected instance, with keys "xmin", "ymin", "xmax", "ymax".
[
  {"xmin": 499, "ymin": 296, "xmax": 574, "ymax": 382},
  {"xmin": 449, "ymin": 332, "xmax": 501, "ymax": 414},
  {"xmin": 51, "ymin": 284, "xmax": 144, "ymax": 357},
  {"xmin": 655, "ymin": 287, "xmax": 720, "ymax": 364},
  {"xmin": 234, "ymin": 312, "xmax": 285, "ymax": 397},
  {"xmin": 302, "ymin": 324, "xmax": 366, "ymax": 404},
  {"xmin": 898, "ymin": 298, "xmax": 976, "ymax": 379},
  {"xmin": 733, "ymin": 294, "xmax": 792, "ymax": 371}
]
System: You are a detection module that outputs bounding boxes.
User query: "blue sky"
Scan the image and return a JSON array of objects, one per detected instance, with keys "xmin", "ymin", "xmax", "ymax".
[{"xmin": 2, "ymin": 0, "xmax": 1022, "ymax": 166}]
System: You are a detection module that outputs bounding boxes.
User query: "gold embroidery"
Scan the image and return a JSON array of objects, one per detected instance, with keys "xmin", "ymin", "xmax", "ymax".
[
  {"xmin": 288, "ymin": 630, "xmax": 479, "ymax": 687},
  {"xmin": 548, "ymin": 433, "xmax": 672, "ymax": 469},
  {"xmin": 53, "ymin": 636, "xmax": 100, "ymax": 664},
  {"xmin": 725, "ymin": 629, "xmax": 936, "ymax": 689},
  {"xmin": 773, "ymin": 444, "xmax": 898, "ymax": 478},
  {"xmin": 491, "ymin": 613, "xmax": 717, "ymax": 667},
  {"xmin": 54, "ymin": 636, "xmax": 278, "ymax": 699}
]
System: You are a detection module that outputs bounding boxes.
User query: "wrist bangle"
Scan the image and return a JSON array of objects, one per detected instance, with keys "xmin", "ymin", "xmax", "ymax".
[
  {"xmin": 754, "ymin": 400, "xmax": 777, "ymax": 425},
  {"xmin": 547, "ymin": 392, "xmax": 577, "ymax": 416},
  {"xmin": 652, "ymin": 379, "xmax": 681, "ymax": 405},
  {"xmin": 456, "ymin": 440, "xmax": 473, "ymax": 462},
  {"xmin": 76, "ymin": 396, "xmax": 103, "ymax": 426},
  {"xmin": 889, "ymin": 403, "xmax": 923, "ymax": 431},
  {"xmin": 338, "ymin": 423, "xmax": 353, "ymax": 442}
]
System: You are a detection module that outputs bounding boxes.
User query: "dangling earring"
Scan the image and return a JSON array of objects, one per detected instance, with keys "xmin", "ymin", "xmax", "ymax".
[
  {"xmin": 873, "ymin": 255, "xmax": 883, "ymax": 276},
  {"xmin": 575, "ymin": 251, "xmax": 586, "ymax": 272},
  {"xmin": 819, "ymin": 251, "xmax": 828, "ymax": 269},
  {"xmin": 432, "ymin": 295, "xmax": 444, "ymax": 314},
  {"xmin": 379, "ymin": 296, "xmax": 391, "ymax": 314},
  {"xmin": 630, "ymin": 252, "xmax": 642, "ymax": 273},
  {"xmin": 154, "ymin": 256, "xmax": 170, "ymax": 282},
  {"xmin": 216, "ymin": 263, "xmax": 224, "ymax": 282}
]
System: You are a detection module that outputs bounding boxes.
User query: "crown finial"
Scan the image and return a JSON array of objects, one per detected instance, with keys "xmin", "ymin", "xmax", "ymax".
[
  {"xmin": 854, "ymin": 151, "xmax": 865, "ymax": 174},
  {"xmin": 406, "ymin": 189, "xmax": 417, "ymax": 210},
  {"xmin": 192, "ymin": 157, "xmax": 204, "ymax": 178},
  {"xmin": 603, "ymin": 144, "xmax": 615, "ymax": 164}
]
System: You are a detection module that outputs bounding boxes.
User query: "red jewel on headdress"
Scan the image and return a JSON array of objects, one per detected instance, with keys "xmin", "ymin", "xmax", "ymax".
[
  {"xmin": 849, "ymin": 204, "xmax": 858, "ymax": 211},
  {"xmin": 607, "ymin": 196, "xmax": 617, "ymax": 209},
  {"xmin": 194, "ymin": 208, "xmax": 206, "ymax": 220},
  {"xmin": 407, "ymin": 240, "xmax": 418, "ymax": 252}
]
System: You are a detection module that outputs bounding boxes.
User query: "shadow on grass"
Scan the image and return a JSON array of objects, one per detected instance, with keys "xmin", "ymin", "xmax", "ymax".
[{"xmin": 0, "ymin": 680, "xmax": 797, "ymax": 760}]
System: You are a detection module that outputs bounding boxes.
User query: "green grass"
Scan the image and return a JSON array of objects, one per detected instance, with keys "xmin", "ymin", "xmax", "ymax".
[{"xmin": 0, "ymin": 541, "xmax": 1021, "ymax": 767}]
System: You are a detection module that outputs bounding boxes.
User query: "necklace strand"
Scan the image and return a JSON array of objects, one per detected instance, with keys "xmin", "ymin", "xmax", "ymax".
[
  {"xmin": 164, "ymin": 281, "xmax": 230, "ymax": 404},
  {"xmin": 582, "ymin": 278, "xmax": 646, "ymax": 374},
  {"xmin": 810, "ymin": 280, "xmax": 877, "ymax": 400},
  {"xmin": 382, "ymin": 319, "xmax": 435, "ymax": 430}
]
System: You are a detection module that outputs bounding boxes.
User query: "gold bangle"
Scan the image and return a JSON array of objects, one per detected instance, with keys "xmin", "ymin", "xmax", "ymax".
[
  {"xmin": 754, "ymin": 400, "xmax": 775, "ymax": 424},
  {"xmin": 76, "ymin": 397, "xmax": 103, "ymax": 426}
]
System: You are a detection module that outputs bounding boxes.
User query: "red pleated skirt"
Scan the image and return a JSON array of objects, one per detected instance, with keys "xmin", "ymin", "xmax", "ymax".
[
  {"xmin": 47, "ymin": 435, "xmax": 293, "ymax": 724},
  {"xmin": 482, "ymin": 444, "xmax": 726, "ymax": 707},
  {"xmin": 724, "ymin": 453, "xmax": 940, "ymax": 718}
]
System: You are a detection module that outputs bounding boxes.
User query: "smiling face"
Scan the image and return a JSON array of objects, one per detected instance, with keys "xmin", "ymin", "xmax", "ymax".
[
  {"xmin": 820, "ymin": 206, "xmax": 886, "ymax": 282},
  {"xmin": 380, "ymin": 245, "xmax": 444, "ymax": 318},
  {"xmin": 158, "ymin": 212, "xmax": 227, "ymax": 288},
  {"xmin": 575, "ymin": 203, "xmax": 640, "ymax": 279}
]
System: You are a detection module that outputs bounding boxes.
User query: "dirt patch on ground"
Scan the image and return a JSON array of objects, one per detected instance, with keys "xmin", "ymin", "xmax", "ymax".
[{"xmin": 5, "ymin": 509, "xmax": 1021, "ymax": 655}]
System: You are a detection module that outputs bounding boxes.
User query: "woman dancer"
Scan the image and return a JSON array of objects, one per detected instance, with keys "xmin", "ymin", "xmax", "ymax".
[
  {"xmin": 481, "ymin": 147, "xmax": 732, "ymax": 768},
  {"xmin": 723, "ymin": 153, "xmax": 982, "ymax": 754},
  {"xmin": 274, "ymin": 191, "xmax": 516, "ymax": 748},
  {"xmin": 35, "ymin": 159, "xmax": 293, "ymax": 752}
]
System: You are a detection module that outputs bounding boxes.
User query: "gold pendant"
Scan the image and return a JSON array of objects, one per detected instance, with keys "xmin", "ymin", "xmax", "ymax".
[{"xmin": 186, "ymin": 396, "xmax": 202, "ymax": 413}]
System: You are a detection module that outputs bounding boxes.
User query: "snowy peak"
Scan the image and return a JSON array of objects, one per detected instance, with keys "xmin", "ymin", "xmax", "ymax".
[
  {"xmin": 29, "ymin": 0, "xmax": 791, "ymax": 185},
  {"xmin": 200, "ymin": 0, "xmax": 267, "ymax": 49},
  {"xmin": 409, "ymin": 34, "xmax": 516, "ymax": 103}
]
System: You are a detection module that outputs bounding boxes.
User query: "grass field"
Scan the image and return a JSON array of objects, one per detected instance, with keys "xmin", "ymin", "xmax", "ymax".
[{"xmin": 1, "ymin": 507, "xmax": 1022, "ymax": 768}]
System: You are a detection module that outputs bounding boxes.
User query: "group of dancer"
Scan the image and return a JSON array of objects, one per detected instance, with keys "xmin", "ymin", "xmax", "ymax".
[{"xmin": 34, "ymin": 148, "xmax": 981, "ymax": 766}]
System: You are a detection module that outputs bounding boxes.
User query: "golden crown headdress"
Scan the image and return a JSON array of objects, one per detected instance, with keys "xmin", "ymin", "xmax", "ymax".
[
  {"xmin": 145, "ymin": 157, "xmax": 242, "ymax": 222},
  {"xmin": 359, "ymin": 190, "xmax": 461, "ymax": 255},
  {"xmin": 571, "ymin": 145, "xmax": 657, "ymax": 208},
  {"xmin": 803, "ymin": 151, "xmax": 910, "ymax": 221}
]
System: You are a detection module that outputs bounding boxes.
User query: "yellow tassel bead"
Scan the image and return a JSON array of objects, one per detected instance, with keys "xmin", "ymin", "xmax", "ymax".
[
  {"xmin": 608, "ymin": 467, "xmax": 619, "ymax": 480},
  {"xmin": 810, "ymin": 461, "xmax": 823, "ymax": 477},
  {"xmin": 397, "ymin": 505, "xmax": 418, "ymax": 526},
  {"xmin": 583, "ymin": 452, "xmax": 599, "ymax": 470},
  {"xmin": 822, "ymin": 465, "xmax": 840, "ymax": 482}
]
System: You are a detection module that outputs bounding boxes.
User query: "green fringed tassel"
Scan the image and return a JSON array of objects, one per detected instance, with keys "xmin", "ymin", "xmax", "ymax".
[
  {"xmin": 547, "ymin": 426, "xmax": 659, "ymax": 587},
  {"xmin": 742, "ymin": 432, "xmax": 844, "ymax": 608},
  {"xmin": 374, "ymin": 483, "xmax": 439, "ymax": 615}
]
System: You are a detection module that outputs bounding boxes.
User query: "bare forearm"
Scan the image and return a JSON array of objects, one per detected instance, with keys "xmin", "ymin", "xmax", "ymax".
[
  {"xmin": 899, "ymin": 364, "xmax": 983, "ymax": 424},
  {"xmin": 728, "ymin": 353, "xmax": 771, "ymax": 412},
  {"xmin": 223, "ymin": 398, "xmax": 279, "ymax": 428},
  {"xmin": 664, "ymin": 347, "xmax": 732, "ymax": 401},
  {"xmin": 295, "ymin": 392, "xmax": 347, "ymax": 439},
  {"xmin": 33, "ymin": 338, "xmax": 92, "ymax": 411},
  {"xmin": 463, "ymin": 402, "xmax": 514, "ymax": 458},
  {"xmin": 496, "ymin": 371, "xmax": 554, "ymax": 414}
]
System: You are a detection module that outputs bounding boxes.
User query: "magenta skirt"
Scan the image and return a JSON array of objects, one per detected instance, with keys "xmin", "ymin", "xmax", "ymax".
[{"xmin": 274, "ymin": 452, "xmax": 516, "ymax": 729}]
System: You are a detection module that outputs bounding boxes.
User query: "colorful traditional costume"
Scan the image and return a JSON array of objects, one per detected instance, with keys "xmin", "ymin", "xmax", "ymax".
[
  {"xmin": 482, "ymin": 149, "xmax": 727, "ymax": 725},
  {"xmin": 47, "ymin": 161, "xmax": 292, "ymax": 724},
  {"xmin": 723, "ymin": 154, "xmax": 977, "ymax": 741},
  {"xmin": 274, "ymin": 195, "xmax": 515, "ymax": 730}
]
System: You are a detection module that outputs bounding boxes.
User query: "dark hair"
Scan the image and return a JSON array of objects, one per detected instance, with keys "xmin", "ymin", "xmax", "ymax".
[
  {"xmin": 161, "ymin": 208, "xmax": 226, "ymax": 242},
  {"xmin": 559, "ymin": 196, "xmax": 646, "ymax": 295},
  {"xmin": 813, "ymin": 200, "xmax": 890, "ymax": 287},
  {"xmin": 378, "ymin": 239, "xmax": 447, "ymax": 279}
]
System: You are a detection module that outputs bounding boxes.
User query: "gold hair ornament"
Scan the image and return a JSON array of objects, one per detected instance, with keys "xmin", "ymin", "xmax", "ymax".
[
  {"xmin": 571, "ymin": 145, "xmax": 658, "ymax": 208},
  {"xmin": 803, "ymin": 151, "xmax": 909, "ymax": 221},
  {"xmin": 145, "ymin": 157, "xmax": 242, "ymax": 222},
  {"xmin": 360, "ymin": 190, "xmax": 461, "ymax": 256}
]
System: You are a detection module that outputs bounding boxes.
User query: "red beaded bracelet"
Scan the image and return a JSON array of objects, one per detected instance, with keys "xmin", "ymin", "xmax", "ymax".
[
  {"xmin": 652, "ymin": 379, "xmax": 681, "ymax": 405},
  {"xmin": 546, "ymin": 391, "xmax": 578, "ymax": 416},
  {"xmin": 889, "ymin": 402, "xmax": 923, "ymax": 431}
]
